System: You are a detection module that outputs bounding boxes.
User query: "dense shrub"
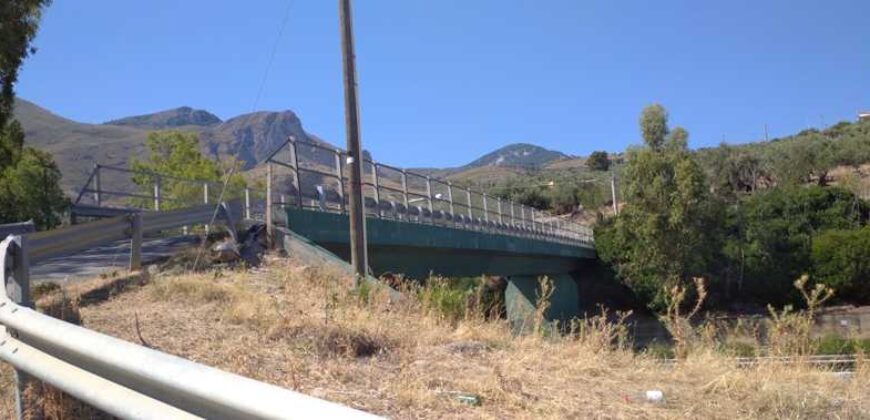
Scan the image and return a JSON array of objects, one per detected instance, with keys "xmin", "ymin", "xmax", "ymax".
[
  {"xmin": 728, "ymin": 186, "xmax": 867, "ymax": 306},
  {"xmin": 811, "ymin": 227, "xmax": 870, "ymax": 303}
]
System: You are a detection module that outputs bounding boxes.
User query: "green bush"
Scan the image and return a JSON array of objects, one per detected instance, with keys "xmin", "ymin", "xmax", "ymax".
[
  {"xmin": 419, "ymin": 278, "xmax": 472, "ymax": 323},
  {"xmin": 811, "ymin": 227, "xmax": 870, "ymax": 303},
  {"xmin": 814, "ymin": 334, "xmax": 870, "ymax": 355},
  {"xmin": 730, "ymin": 186, "xmax": 867, "ymax": 306}
]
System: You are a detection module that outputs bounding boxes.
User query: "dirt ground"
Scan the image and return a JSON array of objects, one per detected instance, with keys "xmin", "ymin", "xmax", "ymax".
[{"xmin": 1, "ymin": 254, "xmax": 866, "ymax": 419}]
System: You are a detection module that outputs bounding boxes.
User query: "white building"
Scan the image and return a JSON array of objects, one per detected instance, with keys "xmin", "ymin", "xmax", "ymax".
[{"xmin": 860, "ymin": 111, "xmax": 870, "ymax": 121}]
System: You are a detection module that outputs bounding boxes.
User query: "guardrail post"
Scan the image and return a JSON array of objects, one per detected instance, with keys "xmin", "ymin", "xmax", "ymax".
[
  {"xmin": 93, "ymin": 164, "xmax": 102, "ymax": 207},
  {"xmin": 129, "ymin": 213, "xmax": 142, "ymax": 271},
  {"xmin": 510, "ymin": 203, "xmax": 515, "ymax": 226},
  {"xmin": 335, "ymin": 151, "xmax": 346, "ymax": 213},
  {"xmin": 266, "ymin": 162, "xmax": 273, "ymax": 244},
  {"xmin": 153, "ymin": 176, "xmax": 162, "ymax": 211},
  {"xmin": 497, "ymin": 198, "xmax": 503, "ymax": 223},
  {"xmin": 244, "ymin": 188, "xmax": 251, "ymax": 219},
  {"xmin": 4, "ymin": 235, "xmax": 32, "ymax": 419}
]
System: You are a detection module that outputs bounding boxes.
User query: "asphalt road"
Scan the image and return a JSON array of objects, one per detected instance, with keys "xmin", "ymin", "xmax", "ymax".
[{"xmin": 30, "ymin": 235, "xmax": 199, "ymax": 285}]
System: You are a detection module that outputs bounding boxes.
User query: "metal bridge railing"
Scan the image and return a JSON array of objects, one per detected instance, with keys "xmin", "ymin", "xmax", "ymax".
[
  {"xmin": 0, "ymin": 234, "xmax": 381, "ymax": 419},
  {"xmin": 74, "ymin": 164, "xmax": 263, "ymax": 221},
  {"xmin": 264, "ymin": 137, "xmax": 594, "ymax": 248}
]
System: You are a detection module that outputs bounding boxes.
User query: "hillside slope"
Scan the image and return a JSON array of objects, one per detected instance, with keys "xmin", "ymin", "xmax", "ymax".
[
  {"xmin": 105, "ymin": 106, "xmax": 221, "ymax": 129},
  {"xmin": 13, "ymin": 99, "xmax": 320, "ymax": 193}
]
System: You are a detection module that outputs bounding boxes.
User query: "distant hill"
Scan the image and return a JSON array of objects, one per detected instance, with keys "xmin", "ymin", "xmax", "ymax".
[
  {"xmin": 13, "ymin": 99, "xmax": 151, "ymax": 193},
  {"xmin": 13, "ymin": 99, "xmax": 583, "ymax": 199},
  {"xmin": 105, "ymin": 106, "xmax": 221, "ymax": 129},
  {"xmin": 13, "ymin": 99, "xmax": 321, "ymax": 193},
  {"xmin": 464, "ymin": 143, "xmax": 569, "ymax": 169}
]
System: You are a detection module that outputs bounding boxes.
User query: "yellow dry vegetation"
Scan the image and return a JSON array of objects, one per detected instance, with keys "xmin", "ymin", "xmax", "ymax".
[{"xmin": 2, "ymin": 257, "xmax": 869, "ymax": 419}]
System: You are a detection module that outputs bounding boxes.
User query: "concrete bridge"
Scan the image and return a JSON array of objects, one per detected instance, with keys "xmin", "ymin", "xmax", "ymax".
[
  {"xmin": 265, "ymin": 137, "xmax": 598, "ymax": 324},
  {"xmin": 71, "ymin": 136, "xmax": 600, "ymax": 324}
]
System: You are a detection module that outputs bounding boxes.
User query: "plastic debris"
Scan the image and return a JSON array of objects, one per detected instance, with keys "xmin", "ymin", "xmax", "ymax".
[{"xmin": 645, "ymin": 390, "xmax": 664, "ymax": 403}]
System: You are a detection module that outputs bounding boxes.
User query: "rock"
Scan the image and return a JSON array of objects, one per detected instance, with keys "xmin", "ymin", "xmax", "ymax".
[
  {"xmin": 212, "ymin": 240, "xmax": 240, "ymax": 263},
  {"xmin": 238, "ymin": 223, "xmax": 269, "ymax": 267}
]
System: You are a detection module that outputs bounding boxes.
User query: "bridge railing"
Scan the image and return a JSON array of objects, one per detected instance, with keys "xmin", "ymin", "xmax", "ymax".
[
  {"xmin": 74, "ymin": 164, "xmax": 264, "ymax": 221},
  {"xmin": 264, "ymin": 137, "xmax": 594, "ymax": 247}
]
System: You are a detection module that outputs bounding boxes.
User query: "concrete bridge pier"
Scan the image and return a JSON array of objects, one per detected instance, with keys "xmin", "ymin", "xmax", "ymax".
[{"xmin": 505, "ymin": 274, "xmax": 580, "ymax": 332}]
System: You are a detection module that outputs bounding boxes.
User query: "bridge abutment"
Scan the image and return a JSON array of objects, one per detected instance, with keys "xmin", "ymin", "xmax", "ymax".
[{"xmin": 505, "ymin": 274, "xmax": 580, "ymax": 332}]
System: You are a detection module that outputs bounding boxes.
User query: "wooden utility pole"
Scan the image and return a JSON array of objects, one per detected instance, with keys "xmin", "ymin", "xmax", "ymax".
[{"xmin": 339, "ymin": 0, "xmax": 368, "ymax": 284}]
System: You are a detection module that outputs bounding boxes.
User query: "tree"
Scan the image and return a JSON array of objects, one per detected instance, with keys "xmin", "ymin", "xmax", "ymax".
[
  {"xmin": 1, "ymin": 0, "xmax": 51, "ymax": 127},
  {"xmin": 0, "ymin": 139, "xmax": 67, "ymax": 229},
  {"xmin": 0, "ymin": 0, "xmax": 67, "ymax": 230},
  {"xmin": 130, "ymin": 131, "xmax": 247, "ymax": 210},
  {"xmin": 586, "ymin": 151, "xmax": 610, "ymax": 171},
  {"xmin": 639, "ymin": 103, "xmax": 668, "ymax": 150},
  {"xmin": 596, "ymin": 104, "xmax": 723, "ymax": 309}
]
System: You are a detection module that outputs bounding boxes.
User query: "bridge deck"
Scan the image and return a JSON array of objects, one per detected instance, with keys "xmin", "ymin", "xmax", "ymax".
[{"xmin": 284, "ymin": 207, "xmax": 595, "ymax": 279}]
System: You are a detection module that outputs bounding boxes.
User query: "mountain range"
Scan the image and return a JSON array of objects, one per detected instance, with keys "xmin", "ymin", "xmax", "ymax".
[{"xmin": 12, "ymin": 99, "xmax": 581, "ymax": 193}]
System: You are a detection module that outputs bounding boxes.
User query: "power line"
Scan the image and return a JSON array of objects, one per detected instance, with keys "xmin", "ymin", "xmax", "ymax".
[{"xmin": 251, "ymin": 1, "xmax": 294, "ymax": 112}]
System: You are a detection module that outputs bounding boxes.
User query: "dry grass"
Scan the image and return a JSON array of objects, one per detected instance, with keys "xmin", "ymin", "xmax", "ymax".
[{"xmin": 2, "ymin": 257, "xmax": 869, "ymax": 419}]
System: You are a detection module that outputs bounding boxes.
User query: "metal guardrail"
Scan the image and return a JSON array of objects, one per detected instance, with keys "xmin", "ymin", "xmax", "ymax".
[
  {"xmin": 0, "ymin": 235, "xmax": 381, "ymax": 419},
  {"xmin": 264, "ymin": 136, "xmax": 594, "ymax": 247},
  {"xmin": 0, "ymin": 221, "xmax": 35, "ymax": 238},
  {"xmin": 29, "ymin": 202, "xmax": 241, "ymax": 268},
  {"xmin": 661, "ymin": 354, "xmax": 861, "ymax": 372}
]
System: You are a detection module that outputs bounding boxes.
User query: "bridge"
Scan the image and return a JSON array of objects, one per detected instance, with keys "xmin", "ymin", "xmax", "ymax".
[
  {"xmin": 69, "ymin": 136, "xmax": 598, "ymax": 323},
  {"xmin": 264, "ymin": 137, "xmax": 598, "ymax": 323},
  {"xmin": 0, "ymin": 136, "xmax": 598, "ymax": 418}
]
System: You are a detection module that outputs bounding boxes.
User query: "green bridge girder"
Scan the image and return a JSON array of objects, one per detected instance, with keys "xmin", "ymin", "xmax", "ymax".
[
  {"xmin": 283, "ymin": 207, "xmax": 598, "ymax": 325},
  {"xmin": 284, "ymin": 207, "xmax": 595, "ymax": 279}
]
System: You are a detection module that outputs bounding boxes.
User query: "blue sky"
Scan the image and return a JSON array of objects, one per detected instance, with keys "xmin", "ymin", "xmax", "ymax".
[{"xmin": 17, "ymin": 0, "xmax": 870, "ymax": 168}]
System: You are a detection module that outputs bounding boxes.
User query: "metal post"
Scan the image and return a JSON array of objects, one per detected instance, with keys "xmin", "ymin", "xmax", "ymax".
[
  {"xmin": 372, "ymin": 163, "xmax": 380, "ymax": 218},
  {"xmin": 611, "ymin": 171, "xmax": 619, "ymax": 215},
  {"xmin": 447, "ymin": 182, "xmax": 455, "ymax": 216},
  {"xmin": 482, "ymin": 194, "xmax": 488, "ymax": 222},
  {"xmin": 339, "ymin": 0, "xmax": 368, "ymax": 283},
  {"xmin": 153, "ymin": 176, "xmax": 161, "ymax": 211},
  {"xmin": 521, "ymin": 206, "xmax": 526, "ymax": 229},
  {"xmin": 335, "ymin": 151, "xmax": 346, "ymax": 213},
  {"xmin": 400, "ymin": 170, "xmax": 409, "ymax": 221},
  {"xmin": 510, "ymin": 203, "xmax": 515, "ymax": 225},
  {"xmin": 203, "ymin": 183, "xmax": 210, "ymax": 236},
  {"xmin": 93, "ymin": 164, "xmax": 102, "ymax": 207},
  {"xmin": 4, "ymin": 236, "xmax": 32, "ymax": 419},
  {"xmin": 244, "ymin": 188, "xmax": 251, "ymax": 219},
  {"xmin": 291, "ymin": 139, "xmax": 303, "ymax": 208},
  {"xmin": 425, "ymin": 176, "xmax": 434, "ymax": 216},
  {"xmin": 266, "ymin": 162, "xmax": 273, "ymax": 244},
  {"xmin": 129, "ymin": 213, "xmax": 142, "ymax": 271},
  {"xmin": 497, "ymin": 198, "xmax": 503, "ymax": 223},
  {"xmin": 466, "ymin": 189, "xmax": 473, "ymax": 219}
]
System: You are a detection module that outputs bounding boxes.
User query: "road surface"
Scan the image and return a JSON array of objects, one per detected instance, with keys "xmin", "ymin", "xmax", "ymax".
[{"xmin": 30, "ymin": 235, "xmax": 199, "ymax": 285}]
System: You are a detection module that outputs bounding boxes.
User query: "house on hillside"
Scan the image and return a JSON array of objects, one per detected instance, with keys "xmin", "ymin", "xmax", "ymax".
[{"xmin": 860, "ymin": 111, "xmax": 870, "ymax": 121}]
